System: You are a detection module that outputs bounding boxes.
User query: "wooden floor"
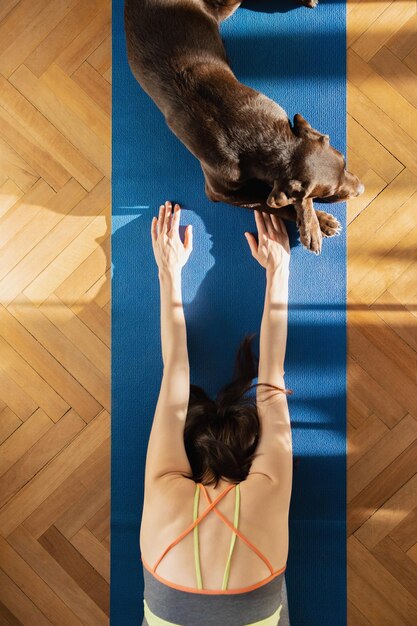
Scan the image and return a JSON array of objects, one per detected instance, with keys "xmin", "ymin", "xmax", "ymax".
[{"xmin": 0, "ymin": 0, "xmax": 415, "ymax": 624}]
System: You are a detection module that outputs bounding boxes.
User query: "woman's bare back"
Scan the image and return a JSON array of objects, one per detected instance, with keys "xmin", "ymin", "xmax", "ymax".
[{"xmin": 140, "ymin": 474, "xmax": 289, "ymax": 590}]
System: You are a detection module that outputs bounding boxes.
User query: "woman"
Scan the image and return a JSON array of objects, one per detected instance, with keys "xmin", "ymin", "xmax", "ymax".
[{"xmin": 140, "ymin": 201, "xmax": 292, "ymax": 626}]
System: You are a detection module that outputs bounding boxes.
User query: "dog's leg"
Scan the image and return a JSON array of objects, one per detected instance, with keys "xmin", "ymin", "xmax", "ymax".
[
  {"xmin": 205, "ymin": 174, "xmax": 340, "ymax": 241},
  {"xmin": 293, "ymin": 198, "xmax": 322, "ymax": 254}
]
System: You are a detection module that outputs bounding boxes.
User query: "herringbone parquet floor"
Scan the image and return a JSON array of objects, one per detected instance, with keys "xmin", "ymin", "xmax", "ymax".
[{"xmin": 0, "ymin": 1, "xmax": 415, "ymax": 624}]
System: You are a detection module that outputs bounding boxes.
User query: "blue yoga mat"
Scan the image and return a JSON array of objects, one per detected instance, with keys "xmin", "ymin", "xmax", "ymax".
[{"xmin": 112, "ymin": 1, "xmax": 347, "ymax": 624}]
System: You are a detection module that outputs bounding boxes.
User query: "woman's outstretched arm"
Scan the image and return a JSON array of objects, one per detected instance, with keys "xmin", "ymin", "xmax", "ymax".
[
  {"xmin": 145, "ymin": 201, "xmax": 193, "ymax": 487},
  {"xmin": 244, "ymin": 213, "xmax": 292, "ymax": 494}
]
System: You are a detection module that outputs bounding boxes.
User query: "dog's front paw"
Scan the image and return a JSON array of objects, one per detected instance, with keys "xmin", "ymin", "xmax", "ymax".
[
  {"xmin": 316, "ymin": 210, "xmax": 342, "ymax": 238},
  {"xmin": 299, "ymin": 0, "xmax": 318, "ymax": 8},
  {"xmin": 298, "ymin": 221, "xmax": 322, "ymax": 255}
]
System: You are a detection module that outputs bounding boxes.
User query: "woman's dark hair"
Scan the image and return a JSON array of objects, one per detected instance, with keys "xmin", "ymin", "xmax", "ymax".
[{"xmin": 183, "ymin": 335, "xmax": 289, "ymax": 487}]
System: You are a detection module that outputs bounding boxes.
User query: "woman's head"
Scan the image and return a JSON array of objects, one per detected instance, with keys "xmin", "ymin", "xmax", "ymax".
[{"xmin": 183, "ymin": 336, "xmax": 283, "ymax": 487}]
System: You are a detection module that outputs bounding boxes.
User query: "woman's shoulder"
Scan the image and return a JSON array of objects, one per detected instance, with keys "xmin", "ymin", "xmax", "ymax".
[{"xmin": 143, "ymin": 474, "xmax": 286, "ymax": 521}]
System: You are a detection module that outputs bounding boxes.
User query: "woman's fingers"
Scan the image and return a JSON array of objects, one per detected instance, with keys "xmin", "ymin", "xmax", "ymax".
[
  {"xmin": 262, "ymin": 212, "xmax": 275, "ymax": 238},
  {"xmin": 151, "ymin": 216, "xmax": 158, "ymax": 245},
  {"xmin": 244, "ymin": 231, "xmax": 258, "ymax": 257},
  {"xmin": 270, "ymin": 213, "xmax": 281, "ymax": 231},
  {"xmin": 184, "ymin": 224, "xmax": 193, "ymax": 250},
  {"xmin": 169, "ymin": 203, "xmax": 181, "ymax": 236},
  {"xmin": 254, "ymin": 210, "xmax": 266, "ymax": 238},
  {"xmin": 157, "ymin": 204, "xmax": 165, "ymax": 234},
  {"xmin": 164, "ymin": 200, "xmax": 172, "ymax": 232},
  {"xmin": 271, "ymin": 213, "xmax": 285, "ymax": 235}
]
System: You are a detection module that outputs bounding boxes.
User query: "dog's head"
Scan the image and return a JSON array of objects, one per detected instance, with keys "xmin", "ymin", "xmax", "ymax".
[{"xmin": 267, "ymin": 114, "xmax": 364, "ymax": 209}]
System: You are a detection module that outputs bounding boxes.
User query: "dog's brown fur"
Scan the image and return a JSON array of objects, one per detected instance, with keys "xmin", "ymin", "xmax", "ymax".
[{"xmin": 125, "ymin": 0, "xmax": 363, "ymax": 253}]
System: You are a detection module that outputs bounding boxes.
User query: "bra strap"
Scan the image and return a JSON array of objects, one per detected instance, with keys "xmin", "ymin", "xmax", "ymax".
[
  {"xmin": 193, "ymin": 484, "xmax": 203, "ymax": 589},
  {"xmin": 222, "ymin": 483, "xmax": 240, "ymax": 590},
  {"xmin": 152, "ymin": 482, "xmax": 235, "ymax": 573},
  {"xmin": 199, "ymin": 483, "xmax": 275, "ymax": 575}
]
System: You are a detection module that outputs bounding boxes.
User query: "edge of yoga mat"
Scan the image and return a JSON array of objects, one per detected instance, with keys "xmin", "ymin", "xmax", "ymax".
[{"xmin": 111, "ymin": 1, "xmax": 347, "ymax": 624}]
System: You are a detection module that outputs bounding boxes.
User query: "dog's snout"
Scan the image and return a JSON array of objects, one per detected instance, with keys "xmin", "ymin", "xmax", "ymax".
[{"xmin": 355, "ymin": 183, "xmax": 365, "ymax": 197}]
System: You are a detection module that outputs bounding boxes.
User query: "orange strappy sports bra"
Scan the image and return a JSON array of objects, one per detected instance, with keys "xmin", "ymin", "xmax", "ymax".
[{"xmin": 142, "ymin": 482, "xmax": 286, "ymax": 595}]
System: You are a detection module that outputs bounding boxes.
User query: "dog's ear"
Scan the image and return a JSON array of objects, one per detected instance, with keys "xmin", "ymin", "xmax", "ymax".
[
  {"xmin": 293, "ymin": 113, "xmax": 329, "ymax": 142},
  {"xmin": 267, "ymin": 179, "xmax": 306, "ymax": 208}
]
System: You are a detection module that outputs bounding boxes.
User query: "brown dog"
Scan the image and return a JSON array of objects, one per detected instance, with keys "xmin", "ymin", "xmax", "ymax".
[{"xmin": 125, "ymin": 0, "xmax": 364, "ymax": 253}]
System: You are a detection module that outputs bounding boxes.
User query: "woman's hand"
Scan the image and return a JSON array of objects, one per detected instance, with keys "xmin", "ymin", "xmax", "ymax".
[
  {"xmin": 151, "ymin": 201, "xmax": 193, "ymax": 275},
  {"xmin": 245, "ymin": 211, "xmax": 290, "ymax": 270}
]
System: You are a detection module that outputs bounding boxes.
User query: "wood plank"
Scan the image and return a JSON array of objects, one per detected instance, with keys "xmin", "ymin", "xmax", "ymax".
[
  {"xmin": 71, "ymin": 301, "xmax": 110, "ymax": 348},
  {"xmin": 55, "ymin": 1, "xmax": 111, "ymax": 75},
  {"xmin": 0, "ymin": 75, "xmax": 102, "ymax": 190},
  {"xmin": 348, "ymin": 440, "xmax": 417, "ymax": 535},
  {"xmin": 0, "ymin": 0, "xmax": 47, "ymax": 58},
  {"xmin": 348, "ymin": 192, "xmax": 417, "ymax": 298},
  {"xmin": 354, "ymin": 473, "xmax": 417, "ymax": 549},
  {"xmin": 23, "ymin": 476, "xmax": 86, "ymax": 540},
  {"xmin": 0, "ymin": 0, "xmax": 79, "ymax": 78},
  {"xmin": 9, "ymin": 66, "xmax": 110, "ymax": 178},
  {"xmin": 55, "ymin": 475, "xmax": 109, "ymax": 539},
  {"xmin": 372, "ymin": 536, "xmax": 417, "ymax": 599},
  {"xmin": 72, "ymin": 62, "xmax": 111, "ymax": 116},
  {"xmin": 0, "ymin": 409, "xmax": 53, "ymax": 477},
  {"xmin": 347, "ymin": 0, "xmax": 393, "ymax": 48},
  {"xmin": 372, "ymin": 291, "xmax": 417, "ymax": 354},
  {"xmin": 350, "ymin": 309, "xmax": 417, "ymax": 384},
  {"xmin": 0, "ymin": 569, "xmax": 52, "ymax": 626},
  {"xmin": 0, "ymin": 178, "xmax": 55, "ymax": 248},
  {"xmin": 348, "ymin": 82, "xmax": 417, "ymax": 177},
  {"xmin": 22, "ymin": 211, "xmax": 108, "ymax": 306},
  {"xmin": 0, "ymin": 141, "xmax": 39, "ymax": 192},
  {"xmin": 0, "ymin": 370, "xmax": 37, "ymax": 421},
  {"xmin": 390, "ymin": 507, "xmax": 417, "ymax": 552},
  {"xmin": 0, "ymin": 306, "xmax": 100, "ymax": 422},
  {"xmin": 0, "ymin": 407, "xmax": 21, "ymax": 445},
  {"xmin": 25, "ymin": 0, "xmax": 103, "ymax": 77},
  {"xmin": 351, "ymin": 1, "xmax": 416, "ymax": 62},
  {"xmin": 55, "ymin": 236, "xmax": 110, "ymax": 307},
  {"xmin": 38, "ymin": 526, "xmax": 109, "ymax": 616},
  {"xmin": 347, "ymin": 355, "xmax": 406, "ymax": 429},
  {"xmin": 85, "ymin": 501, "xmax": 110, "ymax": 543},
  {"xmin": 347, "ymin": 49, "xmax": 374, "ymax": 88},
  {"xmin": 348, "ymin": 325, "xmax": 417, "ymax": 419},
  {"xmin": 347, "ymin": 168, "xmax": 386, "ymax": 224},
  {"xmin": 347, "ymin": 115, "xmax": 403, "ymax": 183},
  {"xmin": 0, "ymin": 410, "xmax": 84, "ymax": 508},
  {"xmin": 386, "ymin": 13, "xmax": 417, "ymax": 59},
  {"xmin": 347, "ymin": 563, "xmax": 407, "ymax": 626},
  {"xmin": 359, "ymin": 61, "xmax": 417, "ymax": 144},
  {"xmin": 349, "ymin": 535, "xmax": 417, "ymax": 625},
  {"xmin": 348, "ymin": 414, "xmax": 417, "ymax": 501},
  {"xmin": 0, "ymin": 536, "xmax": 83, "ymax": 626},
  {"xmin": 7, "ymin": 295, "xmax": 110, "ymax": 410},
  {"xmin": 87, "ymin": 35, "xmax": 111, "ymax": 76},
  {"xmin": 371, "ymin": 46, "xmax": 417, "ymax": 110},
  {"xmin": 39, "ymin": 294, "xmax": 110, "ymax": 379},
  {"xmin": 8, "ymin": 526, "xmax": 108, "ymax": 624},
  {"xmin": 0, "ymin": 177, "xmax": 109, "ymax": 306},
  {"xmin": 0, "ymin": 179, "xmax": 86, "ymax": 281},
  {"xmin": 347, "ymin": 414, "xmax": 388, "ymax": 469},
  {"xmin": 0, "ymin": 180, "xmax": 24, "ymax": 218},
  {"xmin": 0, "ymin": 103, "xmax": 71, "ymax": 191},
  {"xmin": 0, "ymin": 410, "xmax": 109, "ymax": 536},
  {"xmin": 70, "ymin": 527, "xmax": 110, "ymax": 583},
  {"xmin": 0, "ymin": 335, "xmax": 69, "ymax": 421},
  {"xmin": 348, "ymin": 169, "xmax": 417, "ymax": 258},
  {"xmin": 41, "ymin": 64, "xmax": 110, "ymax": 147}
]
